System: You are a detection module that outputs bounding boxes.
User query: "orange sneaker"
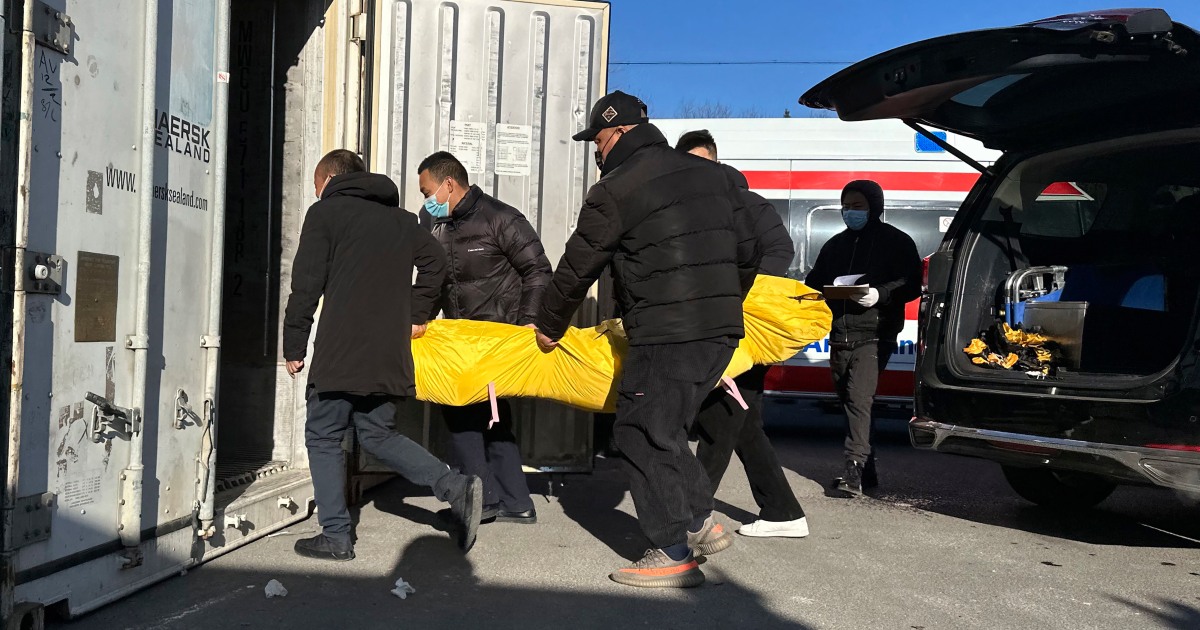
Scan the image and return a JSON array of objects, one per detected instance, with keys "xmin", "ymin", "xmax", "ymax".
[
  {"xmin": 687, "ymin": 516, "xmax": 734, "ymax": 556},
  {"xmin": 609, "ymin": 549, "xmax": 704, "ymax": 588}
]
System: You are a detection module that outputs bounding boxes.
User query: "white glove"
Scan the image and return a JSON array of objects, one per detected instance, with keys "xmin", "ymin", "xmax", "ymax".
[{"xmin": 856, "ymin": 288, "xmax": 880, "ymax": 308}]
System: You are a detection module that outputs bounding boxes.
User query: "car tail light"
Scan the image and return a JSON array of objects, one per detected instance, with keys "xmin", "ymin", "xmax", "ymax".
[{"xmin": 921, "ymin": 256, "xmax": 931, "ymax": 293}]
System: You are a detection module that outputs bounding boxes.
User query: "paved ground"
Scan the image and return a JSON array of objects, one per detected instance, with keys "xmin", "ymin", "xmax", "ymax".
[{"xmin": 51, "ymin": 400, "xmax": 1200, "ymax": 630}]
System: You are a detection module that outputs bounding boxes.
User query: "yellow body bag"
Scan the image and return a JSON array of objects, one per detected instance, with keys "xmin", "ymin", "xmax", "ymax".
[{"xmin": 411, "ymin": 275, "xmax": 831, "ymax": 413}]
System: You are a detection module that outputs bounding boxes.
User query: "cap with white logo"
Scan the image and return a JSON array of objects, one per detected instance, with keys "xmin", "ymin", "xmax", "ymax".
[{"xmin": 572, "ymin": 90, "xmax": 649, "ymax": 141}]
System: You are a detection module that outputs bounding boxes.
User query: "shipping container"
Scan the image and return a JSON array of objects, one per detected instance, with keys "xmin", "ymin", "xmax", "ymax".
[{"xmin": 0, "ymin": 0, "xmax": 609, "ymax": 624}]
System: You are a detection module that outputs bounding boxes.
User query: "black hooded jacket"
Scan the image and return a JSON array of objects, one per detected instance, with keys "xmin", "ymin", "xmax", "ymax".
[
  {"xmin": 283, "ymin": 172, "xmax": 447, "ymax": 395},
  {"xmin": 432, "ymin": 185, "xmax": 552, "ymax": 325},
  {"xmin": 721, "ymin": 164, "xmax": 794, "ymax": 277},
  {"xmin": 536, "ymin": 123, "xmax": 755, "ymax": 345},
  {"xmin": 805, "ymin": 210, "xmax": 922, "ymax": 344}
]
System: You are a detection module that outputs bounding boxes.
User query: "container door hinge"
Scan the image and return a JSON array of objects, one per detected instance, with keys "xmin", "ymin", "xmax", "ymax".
[
  {"xmin": 2, "ymin": 247, "xmax": 64, "ymax": 295},
  {"xmin": 125, "ymin": 334, "xmax": 149, "ymax": 350},
  {"xmin": 87, "ymin": 392, "xmax": 141, "ymax": 442},
  {"xmin": 348, "ymin": 0, "xmax": 368, "ymax": 43},
  {"xmin": 200, "ymin": 335, "xmax": 220, "ymax": 348},
  {"xmin": 32, "ymin": 1, "xmax": 73, "ymax": 56},
  {"xmin": 13, "ymin": 492, "xmax": 55, "ymax": 549}
]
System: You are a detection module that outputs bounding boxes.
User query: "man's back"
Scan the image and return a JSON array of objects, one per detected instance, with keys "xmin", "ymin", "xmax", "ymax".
[
  {"xmin": 283, "ymin": 172, "xmax": 446, "ymax": 396},
  {"xmin": 560, "ymin": 124, "xmax": 744, "ymax": 345}
]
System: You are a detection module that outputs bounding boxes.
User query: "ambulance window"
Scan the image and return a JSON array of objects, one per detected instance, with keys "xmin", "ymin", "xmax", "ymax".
[
  {"xmin": 803, "ymin": 204, "xmax": 957, "ymax": 270},
  {"xmin": 883, "ymin": 206, "xmax": 959, "ymax": 258}
]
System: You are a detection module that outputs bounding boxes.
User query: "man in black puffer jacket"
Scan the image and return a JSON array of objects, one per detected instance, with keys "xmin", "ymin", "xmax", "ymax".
[
  {"xmin": 677, "ymin": 130, "xmax": 810, "ymax": 542},
  {"xmin": 533, "ymin": 91, "xmax": 758, "ymax": 588},
  {"xmin": 806, "ymin": 180, "xmax": 921, "ymax": 496},
  {"xmin": 418, "ymin": 151, "xmax": 552, "ymax": 526}
]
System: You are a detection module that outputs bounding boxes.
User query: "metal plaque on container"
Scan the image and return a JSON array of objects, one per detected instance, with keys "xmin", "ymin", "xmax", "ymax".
[{"xmin": 75, "ymin": 252, "xmax": 120, "ymax": 342}]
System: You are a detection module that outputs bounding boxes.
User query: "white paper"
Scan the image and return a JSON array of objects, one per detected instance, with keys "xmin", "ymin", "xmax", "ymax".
[
  {"xmin": 495, "ymin": 124, "xmax": 533, "ymax": 176},
  {"xmin": 391, "ymin": 578, "xmax": 416, "ymax": 599},
  {"xmin": 264, "ymin": 579, "xmax": 288, "ymax": 598},
  {"xmin": 449, "ymin": 121, "xmax": 487, "ymax": 173},
  {"xmin": 833, "ymin": 274, "xmax": 865, "ymax": 286}
]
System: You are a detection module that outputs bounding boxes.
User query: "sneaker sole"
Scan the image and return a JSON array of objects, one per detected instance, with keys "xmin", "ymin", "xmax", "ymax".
[
  {"xmin": 460, "ymin": 477, "xmax": 483, "ymax": 553},
  {"xmin": 294, "ymin": 547, "xmax": 355, "ymax": 562},
  {"xmin": 609, "ymin": 569, "xmax": 705, "ymax": 589},
  {"xmin": 691, "ymin": 531, "xmax": 734, "ymax": 556},
  {"xmin": 737, "ymin": 528, "xmax": 809, "ymax": 539}
]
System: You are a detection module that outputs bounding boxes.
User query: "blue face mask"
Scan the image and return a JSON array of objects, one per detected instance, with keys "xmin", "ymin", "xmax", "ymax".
[
  {"xmin": 423, "ymin": 180, "xmax": 450, "ymax": 218},
  {"xmin": 842, "ymin": 208, "xmax": 869, "ymax": 231}
]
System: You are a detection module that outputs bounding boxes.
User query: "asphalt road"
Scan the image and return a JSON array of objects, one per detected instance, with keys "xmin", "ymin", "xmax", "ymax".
[{"xmin": 50, "ymin": 400, "xmax": 1200, "ymax": 630}]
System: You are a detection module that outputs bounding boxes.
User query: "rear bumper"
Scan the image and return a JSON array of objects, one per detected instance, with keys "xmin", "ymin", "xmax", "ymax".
[{"xmin": 910, "ymin": 419, "xmax": 1200, "ymax": 493}]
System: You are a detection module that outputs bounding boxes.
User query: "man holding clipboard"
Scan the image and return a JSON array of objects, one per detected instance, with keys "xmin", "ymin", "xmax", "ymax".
[{"xmin": 806, "ymin": 180, "xmax": 922, "ymax": 496}]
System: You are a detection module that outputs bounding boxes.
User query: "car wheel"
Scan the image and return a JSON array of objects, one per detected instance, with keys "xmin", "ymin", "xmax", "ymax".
[{"xmin": 1001, "ymin": 465, "xmax": 1117, "ymax": 509}]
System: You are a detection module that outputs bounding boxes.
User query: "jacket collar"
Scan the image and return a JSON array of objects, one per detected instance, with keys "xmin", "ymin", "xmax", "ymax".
[
  {"xmin": 600, "ymin": 123, "xmax": 668, "ymax": 175},
  {"xmin": 436, "ymin": 184, "xmax": 483, "ymax": 225}
]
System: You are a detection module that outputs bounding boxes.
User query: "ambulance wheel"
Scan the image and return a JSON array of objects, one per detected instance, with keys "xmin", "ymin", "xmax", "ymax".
[{"xmin": 1001, "ymin": 465, "xmax": 1116, "ymax": 510}]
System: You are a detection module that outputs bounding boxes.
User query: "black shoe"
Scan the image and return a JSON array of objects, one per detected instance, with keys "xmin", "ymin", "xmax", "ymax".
[
  {"xmin": 294, "ymin": 534, "xmax": 355, "ymax": 561},
  {"xmin": 448, "ymin": 475, "xmax": 483, "ymax": 552},
  {"xmin": 495, "ymin": 508, "xmax": 537, "ymax": 524},
  {"xmin": 438, "ymin": 502, "xmax": 499, "ymax": 525},
  {"xmin": 833, "ymin": 460, "xmax": 864, "ymax": 497},
  {"xmin": 863, "ymin": 459, "xmax": 878, "ymax": 489}
]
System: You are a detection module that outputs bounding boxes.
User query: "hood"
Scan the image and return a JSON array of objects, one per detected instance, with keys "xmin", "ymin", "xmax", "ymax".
[
  {"xmin": 720, "ymin": 162, "xmax": 750, "ymax": 190},
  {"xmin": 800, "ymin": 8, "xmax": 1200, "ymax": 151},
  {"xmin": 322, "ymin": 172, "xmax": 401, "ymax": 206}
]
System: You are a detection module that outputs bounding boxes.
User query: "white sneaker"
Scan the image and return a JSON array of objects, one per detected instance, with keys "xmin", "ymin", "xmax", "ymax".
[{"xmin": 737, "ymin": 517, "xmax": 810, "ymax": 538}]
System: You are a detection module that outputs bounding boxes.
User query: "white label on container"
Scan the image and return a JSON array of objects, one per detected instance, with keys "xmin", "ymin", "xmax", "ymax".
[
  {"xmin": 939, "ymin": 216, "xmax": 954, "ymax": 233},
  {"xmin": 63, "ymin": 471, "xmax": 103, "ymax": 509},
  {"xmin": 495, "ymin": 124, "xmax": 533, "ymax": 177},
  {"xmin": 449, "ymin": 121, "xmax": 487, "ymax": 174}
]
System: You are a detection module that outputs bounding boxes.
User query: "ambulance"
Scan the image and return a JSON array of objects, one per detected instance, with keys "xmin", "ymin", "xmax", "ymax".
[{"xmin": 655, "ymin": 119, "xmax": 1000, "ymax": 401}]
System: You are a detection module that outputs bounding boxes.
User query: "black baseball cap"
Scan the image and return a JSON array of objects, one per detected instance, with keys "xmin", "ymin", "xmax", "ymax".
[{"xmin": 572, "ymin": 90, "xmax": 649, "ymax": 141}]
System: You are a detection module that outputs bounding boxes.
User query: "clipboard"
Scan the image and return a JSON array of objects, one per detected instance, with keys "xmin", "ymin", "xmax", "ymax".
[{"xmin": 823, "ymin": 285, "xmax": 869, "ymax": 300}]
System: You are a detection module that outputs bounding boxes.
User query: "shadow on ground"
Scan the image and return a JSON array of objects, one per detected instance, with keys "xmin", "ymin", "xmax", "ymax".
[{"xmin": 764, "ymin": 398, "xmax": 1200, "ymax": 551}]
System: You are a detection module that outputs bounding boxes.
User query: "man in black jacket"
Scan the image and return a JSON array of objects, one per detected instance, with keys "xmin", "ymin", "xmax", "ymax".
[
  {"xmin": 418, "ymin": 150, "xmax": 552, "ymax": 525},
  {"xmin": 677, "ymin": 130, "xmax": 809, "ymax": 540},
  {"xmin": 805, "ymin": 180, "xmax": 921, "ymax": 496},
  {"xmin": 533, "ymin": 91, "xmax": 756, "ymax": 588},
  {"xmin": 283, "ymin": 149, "xmax": 484, "ymax": 560}
]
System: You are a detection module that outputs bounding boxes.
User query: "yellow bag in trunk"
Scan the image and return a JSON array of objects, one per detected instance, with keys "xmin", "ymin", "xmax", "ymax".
[{"xmin": 411, "ymin": 275, "xmax": 831, "ymax": 412}]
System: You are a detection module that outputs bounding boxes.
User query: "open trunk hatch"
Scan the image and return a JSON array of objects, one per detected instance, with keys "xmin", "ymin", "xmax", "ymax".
[{"xmin": 800, "ymin": 9, "xmax": 1200, "ymax": 151}]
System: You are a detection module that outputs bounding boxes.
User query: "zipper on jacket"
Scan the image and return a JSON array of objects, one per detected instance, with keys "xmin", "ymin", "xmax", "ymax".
[{"xmin": 445, "ymin": 222, "xmax": 462, "ymax": 316}]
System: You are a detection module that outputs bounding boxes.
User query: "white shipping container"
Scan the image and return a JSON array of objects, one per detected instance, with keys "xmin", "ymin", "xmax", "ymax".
[{"xmin": 0, "ymin": 0, "xmax": 609, "ymax": 624}]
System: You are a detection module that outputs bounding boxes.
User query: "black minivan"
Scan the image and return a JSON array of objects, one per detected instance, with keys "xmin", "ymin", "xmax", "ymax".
[{"xmin": 802, "ymin": 8, "xmax": 1200, "ymax": 508}]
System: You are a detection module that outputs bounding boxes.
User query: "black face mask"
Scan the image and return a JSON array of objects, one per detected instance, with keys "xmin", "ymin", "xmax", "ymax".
[{"xmin": 594, "ymin": 129, "xmax": 624, "ymax": 170}]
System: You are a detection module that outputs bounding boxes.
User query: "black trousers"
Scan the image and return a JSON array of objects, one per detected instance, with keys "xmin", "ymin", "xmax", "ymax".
[
  {"xmin": 829, "ymin": 341, "xmax": 896, "ymax": 464},
  {"xmin": 614, "ymin": 338, "xmax": 735, "ymax": 549},
  {"xmin": 694, "ymin": 365, "xmax": 806, "ymax": 522},
  {"xmin": 442, "ymin": 400, "xmax": 534, "ymax": 512},
  {"xmin": 306, "ymin": 390, "xmax": 458, "ymax": 542}
]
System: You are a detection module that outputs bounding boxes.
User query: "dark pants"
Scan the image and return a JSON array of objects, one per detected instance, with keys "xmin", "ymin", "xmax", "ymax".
[
  {"xmin": 614, "ymin": 338, "xmax": 735, "ymax": 549},
  {"xmin": 829, "ymin": 341, "xmax": 896, "ymax": 464},
  {"xmin": 694, "ymin": 365, "xmax": 806, "ymax": 522},
  {"xmin": 306, "ymin": 389, "xmax": 459, "ymax": 543},
  {"xmin": 442, "ymin": 400, "xmax": 534, "ymax": 512}
]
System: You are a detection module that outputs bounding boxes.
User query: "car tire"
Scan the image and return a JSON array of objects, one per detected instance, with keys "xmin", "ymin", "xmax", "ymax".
[{"xmin": 1001, "ymin": 465, "xmax": 1117, "ymax": 509}]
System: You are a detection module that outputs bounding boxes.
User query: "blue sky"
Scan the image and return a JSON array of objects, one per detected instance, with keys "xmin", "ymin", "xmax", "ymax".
[{"xmin": 607, "ymin": 1, "xmax": 1200, "ymax": 118}]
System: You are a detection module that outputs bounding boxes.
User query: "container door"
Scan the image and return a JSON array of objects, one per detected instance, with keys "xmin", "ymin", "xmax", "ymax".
[
  {"xmin": 363, "ymin": 0, "xmax": 609, "ymax": 474},
  {"xmin": 12, "ymin": 0, "xmax": 222, "ymax": 600}
]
